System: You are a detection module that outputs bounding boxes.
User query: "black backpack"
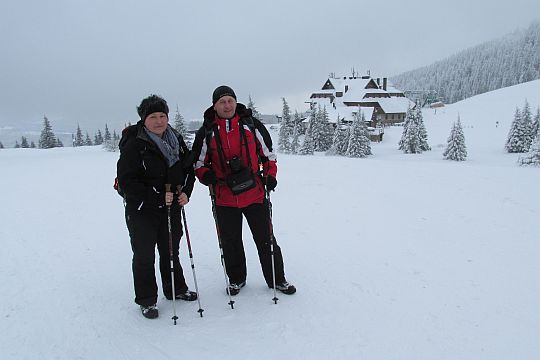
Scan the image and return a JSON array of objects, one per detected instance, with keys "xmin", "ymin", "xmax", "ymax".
[{"xmin": 113, "ymin": 125, "xmax": 139, "ymax": 198}]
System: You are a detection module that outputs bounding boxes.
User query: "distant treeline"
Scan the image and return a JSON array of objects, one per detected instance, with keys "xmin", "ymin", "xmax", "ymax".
[{"xmin": 391, "ymin": 21, "xmax": 540, "ymax": 104}]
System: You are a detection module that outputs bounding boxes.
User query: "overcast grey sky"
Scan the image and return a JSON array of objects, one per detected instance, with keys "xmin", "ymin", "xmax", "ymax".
[{"xmin": 1, "ymin": 0, "xmax": 540, "ymax": 134}]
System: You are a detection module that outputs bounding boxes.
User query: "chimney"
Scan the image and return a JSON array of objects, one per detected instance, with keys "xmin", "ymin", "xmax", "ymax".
[
  {"xmin": 383, "ymin": 78, "xmax": 387, "ymax": 91},
  {"xmin": 376, "ymin": 78, "xmax": 380, "ymax": 87}
]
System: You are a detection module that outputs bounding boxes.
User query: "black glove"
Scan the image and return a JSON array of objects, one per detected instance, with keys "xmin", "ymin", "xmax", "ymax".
[
  {"xmin": 265, "ymin": 175, "xmax": 277, "ymax": 191},
  {"xmin": 201, "ymin": 170, "xmax": 217, "ymax": 186}
]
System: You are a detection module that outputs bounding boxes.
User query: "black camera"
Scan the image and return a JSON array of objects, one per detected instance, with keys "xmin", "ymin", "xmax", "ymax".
[
  {"xmin": 225, "ymin": 155, "xmax": 256, "ymax": 195},
  {"xmin": 228, "ymin": 156, "xmax": 244, "ymax": 173}
]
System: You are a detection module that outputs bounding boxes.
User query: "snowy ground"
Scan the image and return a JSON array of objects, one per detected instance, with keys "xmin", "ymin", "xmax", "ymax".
[{"xmin": 1, "ymin": 80, "xmax": 539, "ymax": 359}]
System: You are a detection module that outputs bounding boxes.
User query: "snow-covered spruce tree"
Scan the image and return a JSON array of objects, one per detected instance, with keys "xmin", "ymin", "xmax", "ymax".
[
  {"xmin": 85, "ymin": 132, "xmax": 93, "ymax": 146},
  {"xmin": 399, "ymin": 107, "xmax": 423, "ymax": 153},
  {"xmin": 398, "ymin": 106, "xmax": 414, "ymax": 151},
  {"xmin": 74, "ymin": 124, "xmax": 84, "ymax": 146},
  {"xmin": 310, "ymin": 106, "xmax": 324, "ymax": 151},
  {"xmin": 521, "ymin": 99, "xmax": 534, "ymax": 151},
  {"xmin": 323, "ymin": 108, "xmax": 335, "ymax": 151},
  {"xmin": 0, "ymin": 141, "xmax": 4, "ymax": 149},
  {"xmin": 14, "ymin": 141, "xmax": 20, "ymax": 148},
  {"xmin": 505, "ymin": 107, "xmax": 529, "ymax": 153},
  {"xmin": 30, "ymin": 141, "xmax": 36, "ymax": 148},
  {"xmin": 39, "ymin": 115, "xmax": 57, "ymax": 149},
  {"xmin": 247, "ymin": 95, "xmax": 261, "ymax": 120},
  {"xmin": 94, "ymin": 130, "xmax": 103, "ymax": 145},
  {"xmin": 532, "ymin": 107, "xmax": 540, "ymax": 139},
  {"xmin": 298, "ymin": 120, "xmax": 314, "ymax": 155},
  {"xmin": 102, "ymin": 123, "xmax": 119, "ymax": 151},
  {"xmin": 313, "ymin": 106, "xmax": 332, "ymax": 151},
  {"xmin": 326, "ymin": 120, "xmax": 342, "ymax": 156},
  {"xmin": 278, "ymin": 98, "xmax": 292, "ymax": 153},
  {"xmin": 21, "ymin": 136, "xmax": 29, "ymax": 148},
  {"xmin": 55, "ymin": 137, "xmax": 64, "ymax": 147},
  {"xmin": 173, "ymin": 106, "xmax": 188, "ymax": 138},
  {"xmin": 327, "ymin": 117, "xmax": 349, "ymax": 156},
  {"xmin": 519, "ymin": 131, "xmax": 540, "ymax": 166},
  {"xmin": 104, "ymin": 124, "xmax": 112, "ymax": 142},
  {"xmin": 340, "ymin": 122, "xmax": 351, "ymax": 155},
  {"xmin": 443, "ymin": 116, "xmax": 467, "ymax": 161},
  {"xmin": 346, "ymin": 110, "xmax": 372, "ymax": 158},
  {"xmin": 103, "ymin": 139, "xmax": 119, "ymax": 151},
  {"xmin": 290, "ymin": 111, "xmax": 301, "ymax": 155},
  {"xmin": 416, "ymin": 106, "xmax": 431, "ymax": 151}
]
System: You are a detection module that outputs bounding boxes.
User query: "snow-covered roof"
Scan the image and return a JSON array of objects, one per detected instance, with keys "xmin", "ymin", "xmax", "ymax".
[
  {"xmin": 377, "ymin": 97, "xmax": 415, "ymax": 114},
  {"xmin": 308, "ymin": 75, "xmax": 411, "ymax": 118},
  {"xmin": 385, "ymin": 85, "xmax": 404, "ymax": 94},
  {"xmin": 325, "ymin": 78, "xmax": 345, "ymax": 90},
  {"xmin": 325, "ymin": 77, "xmax": 373, "ymax": 91},
  {"xmin": 342, "ymin": 88, "xmax": 388, "ymax": 104},
  {"xmin": 313, "ymin": 88, "xmax": 334, "ymax": 94}
]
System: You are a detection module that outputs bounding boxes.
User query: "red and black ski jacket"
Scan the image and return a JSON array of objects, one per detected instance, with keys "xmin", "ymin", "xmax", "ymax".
[{"xmin": 191, "ymin": 103, "xmax": 277, "ymax": 208}]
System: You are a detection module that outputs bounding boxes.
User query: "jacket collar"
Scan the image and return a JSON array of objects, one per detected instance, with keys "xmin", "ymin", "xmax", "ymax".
[{"xmin": 202, "ymin": 103, "xmax": 252, "ymax": 130}]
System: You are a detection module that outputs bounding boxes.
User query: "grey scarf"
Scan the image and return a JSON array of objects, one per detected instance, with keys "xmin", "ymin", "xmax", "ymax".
[{"xmin": 144, "ymin": 126, "xmax": 180, "ymax": 167}]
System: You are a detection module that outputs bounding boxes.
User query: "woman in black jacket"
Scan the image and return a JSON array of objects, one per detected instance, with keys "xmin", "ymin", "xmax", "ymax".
[{"xmin": 117, "ymin": 95, "xmax": 196, "ymax": 319}]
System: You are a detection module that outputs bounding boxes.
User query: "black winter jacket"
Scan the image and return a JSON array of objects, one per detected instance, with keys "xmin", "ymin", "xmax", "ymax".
[{"xmin": 116, "ymin": 121, "xmax": 195, "ymax": 210}]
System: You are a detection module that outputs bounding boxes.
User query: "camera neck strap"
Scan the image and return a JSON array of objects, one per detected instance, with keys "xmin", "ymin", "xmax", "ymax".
[{"xmin": 209, "ymin": 117, "xmax": 260, "ymax": 175}]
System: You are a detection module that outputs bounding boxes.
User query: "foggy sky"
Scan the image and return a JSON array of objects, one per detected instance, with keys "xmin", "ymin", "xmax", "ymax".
[{"xmin": 1, "ymin": 0, "xmax": 540, "ymax": 134}]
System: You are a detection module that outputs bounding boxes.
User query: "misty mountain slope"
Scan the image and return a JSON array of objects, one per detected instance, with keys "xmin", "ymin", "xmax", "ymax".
[{"xmin": 392, "ymin": 21, "xmax": 540, "ymax": 104}]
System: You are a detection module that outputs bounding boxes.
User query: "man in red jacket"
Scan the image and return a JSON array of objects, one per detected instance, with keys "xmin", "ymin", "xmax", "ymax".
[{"xmin": 191, "ymin": 85, "xmax": 296, "ymax": 296}]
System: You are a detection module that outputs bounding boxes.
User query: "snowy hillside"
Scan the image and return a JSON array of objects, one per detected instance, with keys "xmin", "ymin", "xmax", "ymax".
[
  {"xmin": 1, "ymin": 81, "xmax": 539, "ymax": 359},
  {"xmin": 392, "ymin": 21, "xmax": 540, "ymax": 104}
]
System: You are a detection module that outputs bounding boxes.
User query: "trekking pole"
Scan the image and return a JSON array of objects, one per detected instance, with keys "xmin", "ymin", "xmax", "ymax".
[
  {"xmin": 266, "ymin": 188, "xmax": 279, "ymax": 304},
  {"xmin": 177, "ymin": 185, "xmax": 204, "ymax": 318},
  {"xmin": 209, "ymin": 185, "xmax": 235, "ymax": 309},
  {"xmin": 165, "ymin": 184, "xmax": 179, "ymax": 325}
]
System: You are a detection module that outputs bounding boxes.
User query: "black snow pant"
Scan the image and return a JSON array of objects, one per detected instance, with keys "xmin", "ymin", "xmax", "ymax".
[
  {"xmin": 125, "ymin": 202, "xmax": 187, "ymax": 307},
  {"xmin": 215, "ymin": 200, "xmax": 286, "ymax": 287}
]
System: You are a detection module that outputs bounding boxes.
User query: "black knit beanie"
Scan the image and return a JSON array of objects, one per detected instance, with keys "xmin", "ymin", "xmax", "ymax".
[
  {"xmin": 137, "ymin": 95, "xmax": 169, "ymax": 120},
  {"xmin": 212, "ymin": 85, "xmax": 237, "ymax": 105}
]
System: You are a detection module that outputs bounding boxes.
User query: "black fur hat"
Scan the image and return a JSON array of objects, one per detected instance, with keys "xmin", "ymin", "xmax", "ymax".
[
  {"xmin": 137, "ymin": 95, "xmax": 169, "ymax": 120},
  {"xmin": 212, "ymin": 85, "xmax": 237, "ymax": 105}
]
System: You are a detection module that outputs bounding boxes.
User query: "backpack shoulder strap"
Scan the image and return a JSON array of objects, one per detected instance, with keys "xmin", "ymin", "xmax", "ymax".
[
  {"xmin": 206, "ymin": 124, "xmax": 228, "ymax": 171},
  {"xmin": 240, "ymin": 116, "xmax": 262, "ymax": 156},
  {"xmin": 119, "ymin": 125, "xmax": 139, "ymax": 150}
]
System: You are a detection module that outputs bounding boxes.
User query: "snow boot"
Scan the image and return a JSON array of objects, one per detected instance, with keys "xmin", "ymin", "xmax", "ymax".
[
  {"xmin": 140, "ymin": 304, "xmax": 159, "ymax": 319},
  {"xmin": 272, "ymin": 281, "xmax": 296, "ymax": 295},
  {"xmin": 227, "ymin": 281, "xmax": 246, "ymax": 296},
  {"xmin": 166, "ymin": 289, "xmax": 198, "ymax": 301}
]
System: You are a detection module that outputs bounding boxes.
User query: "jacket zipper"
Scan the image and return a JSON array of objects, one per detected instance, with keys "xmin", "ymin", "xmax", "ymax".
[{"xmin": 224, "ymin": 120, "xmax": 240, "ymax": 208}]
